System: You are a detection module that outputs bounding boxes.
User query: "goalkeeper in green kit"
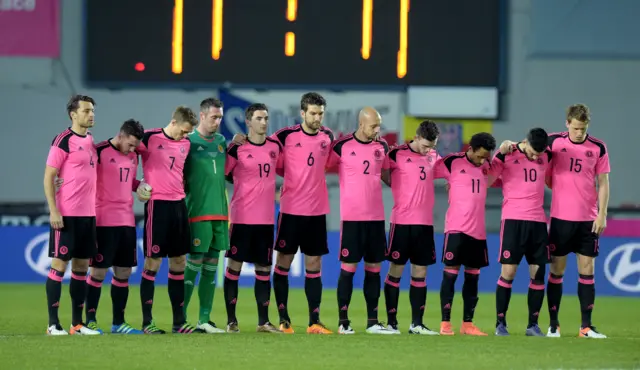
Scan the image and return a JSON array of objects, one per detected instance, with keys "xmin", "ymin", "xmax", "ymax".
[{"xmin": 183, "ymin": 98, "xmax": 229, "ymax": 333}]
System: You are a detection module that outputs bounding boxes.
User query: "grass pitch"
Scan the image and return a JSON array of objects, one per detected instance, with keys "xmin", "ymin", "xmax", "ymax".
[{"xmin": 0, "ymin": 284, "xmax": 638, "ymax": 369}]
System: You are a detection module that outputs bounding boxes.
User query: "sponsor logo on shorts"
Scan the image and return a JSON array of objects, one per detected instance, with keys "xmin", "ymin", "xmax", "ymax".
[
  {"xmin": 445, "ymin": 252, "xmax": 454, "ymax": 260},
  {"xmin": 193, "ymin": 238, "xmax": 201, "ymax": 247},
  {"xmin": 95, "ymin": 254, "xmax": 104, "ymax": 263},
  {"xmin": 604, "ymin": 243, "xmax": 640, "ymax": 293},
  {"xmin": 231, "ymin": 246, "xmax": 237, "ymax": 254},
  {"xmin": 60, "ymin": 246, "xmax": 68, "ymax": 255},
  {"xmin": 151, "ymin": 245, "xmax": 160, "ymax": 254},
  {"xmin": 502, "ymin": 250, "xmax": 511, "ymax": 259},
  {"xmin": 391, "ymin": 251, "xmax": 400, "ymax": 260},
  {"xmin": 341, "ymin": 248, "xmax": 349, "ymax": 257}
]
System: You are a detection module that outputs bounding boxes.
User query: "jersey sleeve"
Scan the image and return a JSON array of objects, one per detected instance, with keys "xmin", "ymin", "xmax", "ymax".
[
  {"xmin": 388, "ymin": 148, "xmax": 399, "ymax": 172},
  {"xmin": 225, "ymin": 144, "xmax": 239, "ymax": 177},
  {"xmin": 433, "ymin": 156, "xmax": 452, "ymax": 180},
  {"xmin": 380, "ymin": 140, "xmax": 390, "ymax": 170},
  {"xmin": 326, "ymin": 141, "xmax": 342, "ymax": 171},
  {"xmin": 490, "ymin": 152, "xmax": 506, "ymax": 177},
  {"xmin": 596, "ymin": 145, "xmax": 611, "ymax": 175},
  {"xmin": 46, "ymin": 134, "xmax": 71, "ymax": 169},
  {"xmin": 137, "ymin": 131, "xmax": 153, "ymax": 155}
]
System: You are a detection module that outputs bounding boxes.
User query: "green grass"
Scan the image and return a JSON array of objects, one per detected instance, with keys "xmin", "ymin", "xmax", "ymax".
[{"xmin": 0, "ymin": 284, "xmax": 638, "ymax": 369}]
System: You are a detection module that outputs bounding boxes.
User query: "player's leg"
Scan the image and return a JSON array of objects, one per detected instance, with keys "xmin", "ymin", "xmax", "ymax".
[
  {"xmin": 68, "ymin": 217, "xmax": 101, "ymax": 335},
  {"xmin": 140, "ymin": 200, "xmax": 167, "ymax": 333},
  {"xmin": 523, "ymin": 221, "xmax": 550, "ymax": 337},
  {"xmin": 168, "ymin": 200, "xmax": 200, "ymax": 334},
  {"xmin": 46, "ymin": 224, "xmax": 71, "ymax": 335},
  {"xmin": 546, "ymin": 218, "xmax": 573, "ymax": 337},
  {"xmin": 459, "ymin": 235, "xmax": 489, "ymax": 336},
  {"xmin": 300, "ymin": 215, "xmax": 331, "ymax": 334},
  {"xmin": 383, "ymin": 224, "xmax": 407, "ymax": 332},
  {"xmin": 440, "ymin": 233, "xmax": 462, "ymax": 335},
  {"xmin": 407, "ymin": 225, "xmax": 438, "ymax": 335},
  {"xmin": 196, "ymin": 220, "xmax": 229, "ymax": 332},
  {"xmin": 337, "ymin": 221, "xmax": 362, "ymax": 334},
  {"xmin": 495, "ymin": 220, "xmax": 526, "ymax": 336},
  {"xmin": 110, "ymin": 226, "xmax": 142, "ymax": 334},
  {"xmin": 184, "ymin": 221, "xmax": 211, "ymax": 319},
  {"xmin": 273, "ymin": 252, "xmax": 295, "ymax": 330},
  {"xmin": 223, "ymin": 224, "xmax": 246, "ymax": 332},
  {"xmin": 272, "ymin": 213, "xmax": 300, "ymax": 331},
  {"xmin": 251, "ymin": 225, "xmax": 280, "ymax": 333},
  {"xmin": 363, "ymin": 221, "xmax": 394, "ymax": 334},
  {"xmin": 84, "ymin": 226, "xmax": 117, "ymax": 333},
  {"xmin": 576, "ymin": 222, "xmax": 606, "ymax": 338}
]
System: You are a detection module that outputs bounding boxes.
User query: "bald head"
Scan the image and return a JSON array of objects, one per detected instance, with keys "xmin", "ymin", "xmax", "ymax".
[{"xmin": 357, "ymin": 107, "xmax": 382, "ymax": 141}]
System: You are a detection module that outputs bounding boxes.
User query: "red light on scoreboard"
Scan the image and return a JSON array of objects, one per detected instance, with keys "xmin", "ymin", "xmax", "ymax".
[{"xmin": 134, "ymin": 62, "xmax": 145, "ymax": 72}]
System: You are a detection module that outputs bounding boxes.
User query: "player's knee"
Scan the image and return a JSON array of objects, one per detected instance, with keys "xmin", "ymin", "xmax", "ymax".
[
  {"xmin": 277, "ymin": 252, "xmax": 295, "ymax": 268},
  {"xmin": 364, "ymin": 263, "xmax": 381, "ymax": 275},
  {"xmin": 169, "ymin": 256, "xmax": 186, "ymax": 272},
  {"xmin": 410, "ymin": 264, "xmax": 427, "ymax": 279},
  {"xmin": 340, "ymin": 262, "xmax": 357, "ymax": 276},
  {"xmin": 90, "ymin": 267, "xmax": 108, "ymax": 280},
  {"xmin": 304, "ymin": 255, "xmax": 321, "ymax": 271},
  {"xmin": 387, "ymin": 263, "xmax": 405, "ymax": 278},
  {"xmin": 113, "ymin": 267, "xmax": 132, "ymax": 280},
  {"xmin": 188, "ymin": 252, "xmax": 204, "ymax": 264},
  {"xmin": 71, "ymin": 258, "xmax": 89, "ymax": 273},
  {"xmin": 532, "ymin": 264, "xmax": 546, "ymax": 282},
  {"xmin": 254, "ymin": 263, "xmax": 271, "ymax": 273},
  {"xmin": 50, "ymin": 258, "xmax": 69, "ymax": 272},
  {"xmin": 549, "ymin": 256, "xmax": 567, "ymax": 275},
  {"xmin": 500, "ymin": 265, "xmax": 517, "ymax": 280},
  {"xmin": 577, "ymin": 254, "xmax": 595, "ymax": 275},
  {"xmin": 226, "ymin": 258, "xmax": 242, "ymax": 271},
  {"xmin": 203, "ymin": 258, "xmax": 218, "ymax": 266},
  {"xmin": 144, "ymin": 257, "xmax": 162, "ymax": 271}
]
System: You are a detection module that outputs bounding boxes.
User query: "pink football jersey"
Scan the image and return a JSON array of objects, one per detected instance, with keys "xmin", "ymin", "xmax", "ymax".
[
  {"xmin": 433, "ymin": 152, "xmax": 493, "ymax": 240},
  {"xmin": 492, "ymin": 145, "xmax": 551, "ymax": 223},
  {"xmin": 46, "ymin": 129, "xmax": 97, "ymax": 217},
  {"xmin": 326, "ymin": 134, "xmax": 389, "ymax": 221},
  {"xmin": 389, "ymin": 144, "xmax": 440, "ymax": 225},
  {"xmin": 272, "ymin": 125, "xmax": 334, "ymax": 216},
  {"xmin": 547, "ymin": 133, "xmax": 610, "ymax": 221},
  {"xmin": 137, "ymin": 128, "xmax": 190, "ymax": 201},
  {"xmin": 95, "ymin": 140, "xmax": 139, "ymax": 227},
  {"xmin": 226, "ymin": 138, "xmax": 282, "ymax": 224}
]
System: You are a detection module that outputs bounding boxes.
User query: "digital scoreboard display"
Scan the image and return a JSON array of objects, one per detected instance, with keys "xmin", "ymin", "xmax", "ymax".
[{"xmin": 85, "ymin": 0, "xmax": 503, "ymax": 88}]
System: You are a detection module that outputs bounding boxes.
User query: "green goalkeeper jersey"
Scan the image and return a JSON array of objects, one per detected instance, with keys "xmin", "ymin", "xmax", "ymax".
[{"xmin": 184, "ymin": 132, "xmax": 228, "ymax": 222}]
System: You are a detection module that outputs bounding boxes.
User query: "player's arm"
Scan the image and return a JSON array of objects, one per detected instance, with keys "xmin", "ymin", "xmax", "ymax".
[
  {"xmin": 433, "ymin": 156, "xmax": 452, "ymax": 180},
  {"xmin": 488, "ymin": 152, "xmax": 506, "ymax": 187},
  {"xmin": 544, "ymin": 150, "xmax": 553, "ymax": 189},
  {"xmin": 592, "ymin": 148, "xmax": 611, "ymax": 234},
  {"xmin": 225, "ymin": 144, "xmax": 239, "ymax": 184},
  {"xmin": 379, "ymin": 140, "xmax": 391, "ymax": 186},
  {"xmin": 44, "ymin": 144, "xmax": 68, "ymax": 229},
  {"xmin": 325, "ymin": 142, "xmax": 342, "ymax": 172}
]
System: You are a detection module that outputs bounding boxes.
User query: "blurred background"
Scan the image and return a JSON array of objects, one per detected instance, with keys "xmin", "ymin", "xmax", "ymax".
[{"xmin": 0, "ymin": 0, "xmax": 638, "ymax": 296}]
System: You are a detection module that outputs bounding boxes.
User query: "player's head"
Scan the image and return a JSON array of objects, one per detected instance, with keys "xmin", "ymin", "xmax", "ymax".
[
  {"xmin": 467, "ymin": 132, "xmax": 496, "ymax": 166},
  {"xmin": 357, "ymin": 107, "xmax": 382, "ymax": 141},
  {"xmin": 523, "ymin": 127, "xmax": 548, "ymax": 160},
  {"xmin": 414, "ymin": 120, "xmax": 440, "ymax": 154},
  {"xmin": 66, "ymin": 95, "xmax": 95, "ymax": 128},
  {"xmin": 168, "ymin": 106, "xmax": 197, "ymax": 140},
  {"xmin": 565, "ymin": 103, "xmax": 590, "ymax": 142},
  {"xmin": 245, "ymin": 103, "xmax": 269, "ymax": 135},
  {"xmin": 199, "ymin": 98, "xmax": 224, "ymax": 135},
  {"xmin": 116, "ymin": 119, "xmax": 145, "ymax": 154},
  {"xmin": 300, "ymin": 92, "xmax": 326, "ymax": 132}
]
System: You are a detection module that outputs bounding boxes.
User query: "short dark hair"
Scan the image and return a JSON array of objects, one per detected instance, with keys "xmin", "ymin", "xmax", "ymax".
[
  {"xmin": 245, "ymin": 103, "xmax": 268, "ymax": 120},
  {"xmin": 567, "ymin": 103, "xmax": 590, "ymax": 124},
  {"xmin": 200, "ymin": 98, "xmax": 223, "ymax": 112},
  {"xmin": 300, "ymin": 92, "xmax": 326, "ymax": 112},
  {"xmin": 172, "ymin": 106, "xmax": 198, "ymax": 126},
  {"xmin": 416, "ymin": 120, "xmax": 440, "ymax": 141},
  {"xmin": 120, "ymin": 119, "xmax": 145, "ymax": 140},
  {"xmin": 527, "ymin": 127, "xmax": 548, "ymax": 153},
  {"xmin": 469, "ymin": 132, "xmax": 496, "ymax": 152},
  {"xmin": 66, "ymin": 95, "xmax": 95, "ymax": 120}
]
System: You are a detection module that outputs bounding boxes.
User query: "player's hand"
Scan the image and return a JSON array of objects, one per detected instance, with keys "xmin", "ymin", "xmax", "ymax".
[
  {"xmin": 499, "ymin": 140, "xmax": 517, "ymax": 154},
  {"xmin": 232, "ymin": 134, "xmax": 247, "ymax": 145},
  {"xmin": 137, "ymin": 182, "xmax": 152, "ymax": 202},
  {"xmin": 54, "ymin": 178, "xmax": 64, "ymax": 191},
  {"xmin": 592, "ymin": 214, "xmax": 607, "ymax": 235},
  {"xmin": 50, "ymin": 209, "xmax": 64, "ymax": 229}
]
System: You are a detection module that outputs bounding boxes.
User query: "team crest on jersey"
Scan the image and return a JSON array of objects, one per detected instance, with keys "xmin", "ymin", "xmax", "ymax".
[
  {"xmin": 180, "ymin": 146, "xmax": 186, "ymax": 153},
  {"xmin": 320, "ymin": 141, "xmax": 328, "ymax": 149},
  {"xmin": 427, "ymin": 156, "xmax": 433, "ymax": 162},
  {"xmin": 270, "ymin": 151, "xmax": 277, "ymax": 159},
  {"xmin": 218, "ymin": 144, "xmax": 224, "ymax": 153},
  {"xmin": 482, "ymin": 168, "xmax": 488, "ymax": 175},
  {"xmin": 586, "ymin": 150, "xmax": 593, "ymax": 158},
  {"xmin": 537, "ymin": 158, "xmax": 543, "ymax": 164},
  {"xmin": 374, "ymin": 149, "xmax": 382, "ymax": 160}
]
